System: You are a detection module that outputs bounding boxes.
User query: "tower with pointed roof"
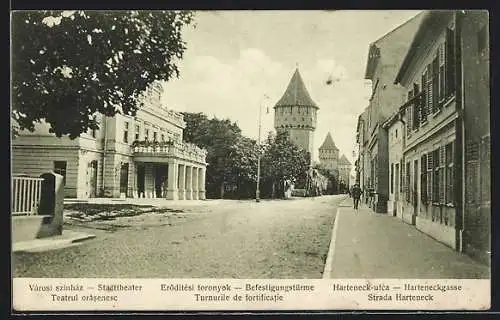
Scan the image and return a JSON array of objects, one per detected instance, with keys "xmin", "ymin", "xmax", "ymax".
[
  {"xmin": 274, "ymin": 68, "xmax": 319, "ymax": 161},
  {"xmin": 319, "ymin": 132, "xmax": 339, "ymax": 172},
  {"xmin": 338, "ymin": 154, "xmax": 352, "ymax": 187}
]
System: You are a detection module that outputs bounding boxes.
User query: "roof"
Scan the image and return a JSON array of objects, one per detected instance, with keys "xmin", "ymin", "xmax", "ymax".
[
  {"xmin": 394, "ymin": 11, "xmax": 453, "ymax": 85},
  {"xmin": 319, "ymin": 132, "xmax": 338, "ymax": 150},
  {"xmin": 339, "ymin": 154, "xmax": 352, "ymax": 166},
  {"xmin": 274, "ymin": 68, "xmax": 319, "ymax": 109},
  {"xmin": 365, "ymin": 11, "xmax": 425, "ymax": 80}
]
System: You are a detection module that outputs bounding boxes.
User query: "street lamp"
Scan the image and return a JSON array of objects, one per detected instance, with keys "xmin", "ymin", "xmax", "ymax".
[{"xmin": 256, "ymin": 94, "xmax": 270, "ymax": 203}]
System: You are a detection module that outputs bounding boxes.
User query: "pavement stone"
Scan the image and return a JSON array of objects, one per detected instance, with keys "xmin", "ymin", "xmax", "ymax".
[{"xmin": 327, "ymin": 198, "xmax": 490, "ymax": 279}]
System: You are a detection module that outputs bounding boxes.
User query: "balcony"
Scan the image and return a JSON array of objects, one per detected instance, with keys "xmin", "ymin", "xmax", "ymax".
[{"xmin": 132, "ymin": 140, "xmax": 207, "ymax": 164}]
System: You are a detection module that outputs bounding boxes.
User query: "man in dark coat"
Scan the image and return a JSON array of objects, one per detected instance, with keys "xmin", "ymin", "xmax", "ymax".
[{"xmin": 351, "ymin": 184, "xmax": 363, "ymax": 210}]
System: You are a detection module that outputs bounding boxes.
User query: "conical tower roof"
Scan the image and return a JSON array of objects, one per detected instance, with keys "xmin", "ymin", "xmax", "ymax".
[
  {"xmin": 339, "ymin": 154, "xmax": 352, "ymax": 165},
  {"xmin": 274, "ymin": 68, "xmax": 319, "ymax": 109},
  {"xmin": 319, "ymin": 132, "xmax": 338, "ymax": 150}
]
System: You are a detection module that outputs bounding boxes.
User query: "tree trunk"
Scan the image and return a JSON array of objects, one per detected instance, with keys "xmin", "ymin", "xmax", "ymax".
[
  {"xmin": 271, "ymin": 182, "xmax": 276, "ymax": 199},
  {"xmin": 220, "ymin": 181, "xmax": 225, "ymax": 199}
]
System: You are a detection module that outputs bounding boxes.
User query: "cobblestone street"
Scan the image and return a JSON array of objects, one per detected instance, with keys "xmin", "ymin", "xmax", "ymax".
[{"xmin": 13, "ymin": 196, "xmax": 345, "ymax": 278}]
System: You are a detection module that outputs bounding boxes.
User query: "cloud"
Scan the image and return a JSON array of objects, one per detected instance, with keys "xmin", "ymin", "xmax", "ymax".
[
  {"xmin": 163, "ymin": 51, "xmax": 370, "ymax": 162},
  {"xmin": 163, "ymin": 48, "xmax": 286, "ymax": 137}
]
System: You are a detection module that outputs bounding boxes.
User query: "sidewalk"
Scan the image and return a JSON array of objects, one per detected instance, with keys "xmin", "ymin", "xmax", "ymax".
[
  {"xmin": 12, "ymin": 230, "xmax": 96, "ymax": 253},
  {"xmin": 325, "ymin": 198, "xmax": 490, "ymax": 279}
]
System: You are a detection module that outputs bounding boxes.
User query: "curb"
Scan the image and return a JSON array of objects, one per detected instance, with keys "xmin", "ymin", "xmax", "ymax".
[
  {"xmin": 12, "ymin": 233, "xmax": 96, "ymax": 253},
  {"xmin": 322, "ymin": 207, "xmax": 341, "ymax": 279}
]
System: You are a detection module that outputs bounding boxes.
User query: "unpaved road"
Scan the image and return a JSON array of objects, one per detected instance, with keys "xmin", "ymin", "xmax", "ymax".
[{"xmin": 13, "ymin": 195, "xmax": 345, "ymax": 278}]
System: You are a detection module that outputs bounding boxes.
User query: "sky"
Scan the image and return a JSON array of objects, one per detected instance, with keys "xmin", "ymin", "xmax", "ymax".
[{"xmin": 162, "ymin": 10, "xmax": 422, "ymax": 165}]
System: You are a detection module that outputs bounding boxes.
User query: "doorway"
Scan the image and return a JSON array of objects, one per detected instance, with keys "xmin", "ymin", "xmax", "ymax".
[
  {"xmin": 155, "ymin": 164, "xmax": 168, "ymax": 198},
  {"xmin": 137, "ymin": 164, "xmax": 145, "ymax": 197},
  {"xmin": 120, "ymin": 162, "xmax": 129, "ymax": 196},
  {"xmin": 88, "ymin": 160, "xmax": 98, "ymax": 198}
]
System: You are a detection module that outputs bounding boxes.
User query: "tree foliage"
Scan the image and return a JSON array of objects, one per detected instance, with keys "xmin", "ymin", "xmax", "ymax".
[
  {"xmin": 181, "ymin": 112, "xmax": 259, "ymax": 198},
  {"xmin": 261, "ymin": 131, "xmax": 311, "ymax": 197},
  {"xmin": 182, "ymin": 113, "xmax": 311, "ymax": 199},
  {"xmin": 12, "ymin": 10, "xmax": 194, "ymax": 138}
]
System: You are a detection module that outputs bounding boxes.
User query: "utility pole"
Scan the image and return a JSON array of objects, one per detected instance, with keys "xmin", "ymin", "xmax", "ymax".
[{"xmin": 256, "ymin": 94, "xmax": 269, "ymax": 203}]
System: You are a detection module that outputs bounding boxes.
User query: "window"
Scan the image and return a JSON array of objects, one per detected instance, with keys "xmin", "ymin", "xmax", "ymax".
[
  {"xmin": 54, "ymin": 161, "xmax": 67, "ymax": 185},
  {"xmin": 153, "ymin": 131, "xmax": 157, "ymax": 141},
  {"xmin": 123, "ymin": 121, "xmax": 129, "ymax": 143},
  {"xmin": 395, "ymin": 129, "xmax": 398, "ymax": 139},
  {"xmin": 390, "ymin": 163, "xmax": 394, "ymax": 194},
  {"xmin": 395, "ymin": 163, "xmax": 400, "ymax": 196},
  {"xmin": 477, "ymin": 25, "xmax": 487, "ymax": 54},
  {"xmin": 91, "ymin": 127, "xmax": 97, "ymax": 138},
  {"xmin": 405, "ymin": 162, "xmax": 411, "ymax": 202},
  {"xmin": 135, "ymin": 125, "xmax": 140, "ymax": 140},
  {"xmin": 161, "ymin": 133, "xmax": 165, "ymax": 142},
  {"xmin": 145, "ymin": 128, "xmax": 149, "ymax": 140},
  {"xmin": 445, "ymin": 142, "xmax": 454, "ymax": 205},
  {"xmin": 400, "ymin": 159, "xmax": 404, "ymax": 193}
]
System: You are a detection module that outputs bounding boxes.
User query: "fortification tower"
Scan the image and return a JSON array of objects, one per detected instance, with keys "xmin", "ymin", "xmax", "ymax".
[
  {"xmin": 319, "ymin": 132, "xmax": 339, "ymax": 172},
  {"xmin": 274, "ymin": 68, "xmax": 319, "ymax": 161}
]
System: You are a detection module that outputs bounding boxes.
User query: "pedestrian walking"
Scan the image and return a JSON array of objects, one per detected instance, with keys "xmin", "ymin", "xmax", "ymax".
[{"xmin": 351, "ymin": 184, "xmax": 362, "ymax": 210}]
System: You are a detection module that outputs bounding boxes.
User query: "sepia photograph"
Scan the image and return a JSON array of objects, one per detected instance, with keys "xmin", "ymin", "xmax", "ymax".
[{"xmin": 10, "ymin": 9, "xmax": 491, "ymax": 311}]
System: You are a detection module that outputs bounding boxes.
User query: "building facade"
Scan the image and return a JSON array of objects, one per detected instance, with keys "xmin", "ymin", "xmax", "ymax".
[
  {"xmin": 392, "ymin": 10, "xmax": 490, "ymax": 262},
  {"xmin": 12, "ymin": 82, "xmax": 207, "ymax": 200},
  {"xmin": 274, "ymin": 68, "xmax": 319, "ymax": 162},
  {"xmin": 461, "ymin": 10, "xmax": 490, "ymax": 264},
  {"xmin": 382, "ymin": 112, "xmax": 405, "ymax": 219},
  {"xmin": 361, "ymin": 13, "xmax": 424, "ymax": 213},
  {"xmin": 318, "ymin": 132, "xmax": 339, "ymax": 172}
]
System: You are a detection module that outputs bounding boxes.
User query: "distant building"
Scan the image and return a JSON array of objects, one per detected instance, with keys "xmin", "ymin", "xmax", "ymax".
[
  {"xmin": 318, "ymin": 132, "xmax": 339, "ymax": 172},
  {"xmin": 382, "ymin": 112, "xmax": 404, "ymax": 219},
  {"xmin": 12, "ymin": 82, "xmax": 207, "ymax": 200},
  {"xmin": 360, "ymin": 12, "xmax": 424, "ymax": 213},
  {"xmin": 274, "ymin": 68, "xmax": 319, "ymax": 162},
  {"xmin": 338, "ymin": 154, "xmax": 352, "ymax": 188}
]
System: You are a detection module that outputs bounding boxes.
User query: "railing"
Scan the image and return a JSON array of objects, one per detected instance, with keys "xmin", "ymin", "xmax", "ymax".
[
  {"xmin": 132, "ymin": 140, "xmax": 207, "ymax": 163},
  {"xmin": 11, "ymin": 175, "xmax": 44, "ymax": 216}
]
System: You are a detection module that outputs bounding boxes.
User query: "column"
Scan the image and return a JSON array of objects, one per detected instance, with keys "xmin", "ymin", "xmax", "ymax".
[
  {"xmin": 178, "ymin": 164, "xmax": 185, "ymax": 200},
  {"xmin": 198, "ymin": 167, "xmax": 206, "ymax": 200},
  {"xmin": 192, "ymin": 166, "xmax": 199, "ymax": 200},
  {"xmin": 166, "ymin": 160, "xmax": 178, "ymax": 200},
  {"xmin": 185, "ymin": 166, "xmax": 193, "ymax": 200}
]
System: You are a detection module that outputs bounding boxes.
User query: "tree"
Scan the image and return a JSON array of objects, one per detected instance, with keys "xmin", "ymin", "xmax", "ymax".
[
  {"xmin": 261, "ymin": 131, "xmax": 310, "ymax": 198},
  {"xmin": 12, "ymin": 10, "xmax": 194, "ymax": 138},
  {"xmin": 181, "ymin": 112, "xmax": 251, "ymax": 199}
]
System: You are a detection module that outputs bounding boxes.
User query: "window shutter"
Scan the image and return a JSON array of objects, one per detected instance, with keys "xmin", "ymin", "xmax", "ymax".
[
  {"xmin": 427, "ymin": 63, "xmax": 433, "ymax": 114},
  {"xmin": 439, "ymin": 145, "xmax": 446, "ymax": 203},
  {"xmin": 427, "ymin": 152, "xmax": 433, "ymax": 202},
  {"xmin": 439, "ymin": 43, "xmax": 445, "ymax": 66},
  {"xmin": 445, "ymin": 27, "xmax": 456, "ymax": 95},
  {"xmin": 413, "ymin": 83, "xmax": 420, "ymax": 127},
  {"xmin": 432, "ymin": 56, "xmax": 440, "ymax": 112},
  {"xmin": 407, "ymin": 90, "xmax": 413, "ymax": 133},
  {"xmin": 421, "ymin": 73, "xmax": 427, "ymax": 122}
]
